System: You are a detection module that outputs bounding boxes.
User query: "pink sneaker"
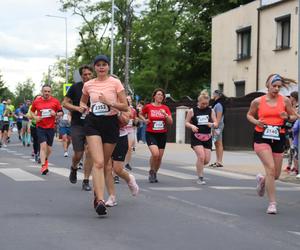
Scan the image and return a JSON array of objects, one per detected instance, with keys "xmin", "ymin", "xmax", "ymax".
[
  {"xmin": 267, "ymin": 202, "xmax": 277, "ymax": 214},
  {"xmin": 105, "ymin": 195, "xmax": 117, "ymax": 207},
  {"xmin": 256, "ymin": 173, "xmax": 265, "ymax": 197},
  {"xmin": 128, "ymin": 174, "xmax": 139, "ymax": 196}
]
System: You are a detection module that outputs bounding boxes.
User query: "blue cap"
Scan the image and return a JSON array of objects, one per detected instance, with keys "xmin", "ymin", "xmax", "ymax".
[{"xmin": 93, "ymin": 55, "xmax": 110, "ymax": 65}]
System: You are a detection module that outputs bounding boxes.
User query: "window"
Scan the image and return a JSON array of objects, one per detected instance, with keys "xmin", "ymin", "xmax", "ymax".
[
  {"xmin": 236, "ymin": 27, "xmax": 251, "ymax": 60},
  {"xmin": 275, "ymin": 14, "xmax": 291, "ymax": 50},
  {"xmin": 235, "ymin": 81, "xmax": 245, "ymax": 97},
  {"xmin": 218, "ymin": 83, "xmax": 224, "ymax": 93}
]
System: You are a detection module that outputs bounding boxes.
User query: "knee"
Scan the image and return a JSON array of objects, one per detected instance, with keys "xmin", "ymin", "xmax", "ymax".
[
  {"xmin": 152, "ymin": 153, "xmax": 160, "ymax": 161},
  {"xmin": 94, "ymin": 161, "xmax": 104, "ymax": 170},
  {"xmin": 266, "ymin": 166, "xmax": 276, "ymax": 178}
]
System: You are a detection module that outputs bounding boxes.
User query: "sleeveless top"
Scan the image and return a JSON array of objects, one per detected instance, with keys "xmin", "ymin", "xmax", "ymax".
[
  {"xmin": 191, "ymin": 107, "xmax": 212, "ymax": 134},
  {"xmin": 255, "ymin": 95, "xmax": 285, "ymax": 133}
]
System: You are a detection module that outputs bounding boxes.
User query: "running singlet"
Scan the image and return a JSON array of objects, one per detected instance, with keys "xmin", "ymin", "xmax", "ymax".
[
  {"xmin": 255, "ymin": 95, "xmax": 286, "ymax": 140},
  {"xmin": 142, "ymin": 103, "xmax": 171, "ymax": 133},
  {"xmin": 31, "ymin": 96, "xmax": 62, "ymax": 129},
  {"xmin": 82, "ymin": 76, "xmax": 124, "ymax": 116}
]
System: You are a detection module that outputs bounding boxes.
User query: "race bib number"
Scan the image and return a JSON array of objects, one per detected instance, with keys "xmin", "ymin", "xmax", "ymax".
[
  {"xmin": 3, "ymin": 116, "xmax": 9, "ymax": 122},
  {"xmin": 41, "ymin": 109, "xmax": 52, "ymax": 118},
  {"xmin": 153, "ymin": 120, "xmax": 165, "ymax": 131},
  {"xmin": 91, "ymin": 102, "xmax": 110, "ymax": 116},
  {"xmin": 127, "ymin": 119, "xmax": 133, "ymax": 126},
  {"xmin": 262, "ymin": 125, "xmax": 280, "ymax": 140},
  {"xmin": 196, "ymin": 115, "xmax": 209, "ymax": 125},
  {"xmin": 19, "ymin": 115, "xmax": 23, "ymax": 119},
  {"xmin": 62, "ymin": 114, "xmax": 69, "ymax": 121}
]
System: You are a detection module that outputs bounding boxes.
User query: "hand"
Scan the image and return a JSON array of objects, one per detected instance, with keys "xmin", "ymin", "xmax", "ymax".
[
  {"xmin": 191, "ymin": 125, "xmax": 199, "ymax": 133},
  {"xmin": 256, "ymin": 119, "xmax": 264, "ymax": 128},
  {"xmin": 160, "ymin": 109, "xmax": 167, "ymax": 116},
  {"xmin": 98, "ymin": 92, "xmax": 109, "ymax": 105},
  {"xmin": 207, "ymin": 122, "xmax": 214, "ymax": 128},
  {"xmin": 280, "ymin": 111, "xmax": 288, "ymax": 120},
  {"xmin": 50, "ymin": 110, "xmax": 56, "ymax": 117},
  {"xmin": 144, "ymin": 119, "xmax": 150, "ymax": 125},
  {"xmin": 36, "ymin": 116, "xmax": 42, "ymax": 122},
  {"xmin": 77, "ymin": 106, "xmax": 86, "ymax": 114}
]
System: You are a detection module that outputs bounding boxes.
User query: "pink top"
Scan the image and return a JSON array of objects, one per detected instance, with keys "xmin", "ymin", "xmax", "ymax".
[{"xmin": 82, "ymin": 76, "xmax": 124, "ymax": 116}]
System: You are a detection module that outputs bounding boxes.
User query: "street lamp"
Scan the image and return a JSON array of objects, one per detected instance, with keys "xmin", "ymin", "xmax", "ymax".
[{"xmin": 46, "ymin": 14, "xmax": 69, "ymax": 83}]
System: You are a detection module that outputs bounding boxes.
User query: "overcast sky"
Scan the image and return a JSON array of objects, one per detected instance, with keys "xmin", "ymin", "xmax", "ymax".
[{"xmin": 0, "ymin": 0, "xmax": 86, "ymax": 93}]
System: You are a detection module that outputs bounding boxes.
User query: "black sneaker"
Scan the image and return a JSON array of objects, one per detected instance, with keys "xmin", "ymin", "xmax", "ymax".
[
  {"xmin": 125, "ymin": 163, "xmax": 132, "ymax": 171},
  {"xmin": 148, "ymin": 170, "xmax": 155, "ymax": 183},
  {"xmin": 94, "ymin": 199, "xmax": 107, "ymax": 216},
  {"xmin": 69, "ymin": 167, "xmax": 77, "ymax": 184},
  {"xmin": 82, "ymin": 179, "xmax": 91, "ymax": 191},
  {"xmin": 114, "ymin": 176, "xmax": 120, "ymax": 184}
]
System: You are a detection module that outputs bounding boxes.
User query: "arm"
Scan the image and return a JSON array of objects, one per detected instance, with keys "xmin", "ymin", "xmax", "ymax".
[
  {"xmin": 62, "ymin": 96, "xmax": 84, "ymax": 113},
  {"xmin": 247, "ymin": 98, "xmax": 264, "ymax": 128},
  {"xmin": 210, "ymin": 109, "xmax": 218, "ymax": 128},
  {"xmin": 282, "ymin": 97, "xmax": 298, "ymax": 122},
  {"xmin": 79, "ymin": 93, "xmax": 89, "ymax": 111},
  {"xmin": 185, "ymin": 108, "xmax": 198, "ymax": 133}
]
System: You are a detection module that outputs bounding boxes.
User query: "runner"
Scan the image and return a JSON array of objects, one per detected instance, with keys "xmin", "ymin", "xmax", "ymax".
[
  {"xmin": 6, "ymin": 98, "xmax": 15, "ymax": 143},
  {"xmin": 30, "ymin": 84, "xmax": 62, "ymax": 175},
  {"xmin": 105, "ymin": 110, "xmax": 139, "ymax": 207},
  {"xmin": 247, "ymin": 74, "xmax": 297, "ymax": 214},
  {"xmin": 185, "ymin": 92, "xmax": 218, "ymax": 185},
  {"xmin": 1, "ymin": 101, "xmax": 13, "ymax": 148},
  {"xmin": 58, "ymin": 107, "xmax": 72, "ymax": 157},
  {"xmin": 20, "ymin": 100, "xmax": 32, "ymax": 147},
  {"xmin": 209, "ymin": 90, "xmax": 226, "ymax": 168},
  {"xmin": 124, "ymin": 95, "xmax": 138, "ymax": 171},
  {"xmin": 80, "ymin": 55, "xmax": 128, "ymax": 215},
  {"xmin": 0, "ymin": 100, "xmax": 6, "ymax": 147},
  {"xmin": 14, "ymin": 103, "xmax": 23, "ymax": 141},
  {"xmin": 139, "ymin": 88, "xmax": 173, "ymax": 183},
  {"xmin": 62, "ymin": 64, "xmax": 93, "ymax": 191}
]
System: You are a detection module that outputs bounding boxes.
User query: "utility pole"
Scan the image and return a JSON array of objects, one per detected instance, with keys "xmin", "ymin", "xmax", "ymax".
[{"xmin": 124, "ymin": 0, "xmax": 131, "ymax": 94}]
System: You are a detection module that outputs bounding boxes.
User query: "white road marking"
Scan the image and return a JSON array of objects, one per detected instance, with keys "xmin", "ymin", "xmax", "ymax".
[
  {"xmin": 131, "ymin": 173, "xmax": 146, "ymax": 180},
  {"xmin": 181, "ymin": 166, "xmax": 253, "ymax": 180},
  {"xmin": 288, "ymin": 231, "xmax": 300, "ymax": 236},
  {"xmin": 135, "ymin": 166, "xmax": 196, "ymax": 180},
  {"xmin": 21, "ymin": 156, "xmax": 32, "ymax": 159},
  {"xmin": 29, "ymin": 159, "xmax": 36, "ymax": 162},
  {"xmin": 167, "ymin": 195, "xmax": 239, "ymax": 217},
  {"xmin": 13, "ymin": 153, "xmax": 23, "ymax": 156},
  {"xmin": 210, "ymin": 186, "xmax": 300, "ymax": 191},
  {"xmin": 0, "ymin": 168, "xmax": 44, "ymax": 181},
  {"xmin": 149, "ymin": 187, "xmax": 201, "ymax": 191},
  {"xmin": 49, "ymin": 167, "xmax": 84, "ymax": 180},
  {"xmin": 0, "ymin": 163, "xmax": 9, "ymax": 165}
]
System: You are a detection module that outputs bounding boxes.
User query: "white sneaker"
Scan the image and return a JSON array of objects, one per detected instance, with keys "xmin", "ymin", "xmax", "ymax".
[
  {"xmin": 64, "ymin": 152, "xmax": 68, "ymax": 157},
  {"xmin": 296, "ymin": 174, "xmax": 300, "ymax": 179},
  {"xmin": 267, "ymin": 202, "xmax": 277, "ymax": 214},
  {"xmin": 256, "ymin": 173, "xmax": 265, "ymax": 197},
  {"xmin": 128, "ymin": 174, "xmax": 139, "ymax": 196},
  {"xmin": 196, "ymin": 177, "xmax": 206, "ymax": 185},
  {"xmin": 2, "ymin": 144, "xmax": 7, "ymax": 148},
  {"xmin": 105, "ymin": 195, "xmax": 117, "ymax": 207}
]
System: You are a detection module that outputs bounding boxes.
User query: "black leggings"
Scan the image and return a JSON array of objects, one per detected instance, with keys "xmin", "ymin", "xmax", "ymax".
[{"xmin": 30, "ymin": 126, "xmax": 40, "ymax": 155}]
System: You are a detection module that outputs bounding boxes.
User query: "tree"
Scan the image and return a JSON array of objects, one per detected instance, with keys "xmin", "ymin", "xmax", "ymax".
[
  {"xmin": 14, "ymin": 79, "xmax": 35, "ymax": 106},
  {"xmin": 0, "ymin": 71, "xmax": 15, "ymax": 101}
]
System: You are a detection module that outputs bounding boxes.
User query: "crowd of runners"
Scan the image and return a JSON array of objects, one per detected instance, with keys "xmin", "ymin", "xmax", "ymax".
[{"xmin": 0, "ymin": 54, "xmax": 300, "ymax": 216}]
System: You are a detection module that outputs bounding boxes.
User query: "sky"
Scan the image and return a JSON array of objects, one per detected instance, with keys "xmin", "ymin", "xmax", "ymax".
[{"xmin": 0, "ymin": 0, "xmax": 85, "ymax": 93}]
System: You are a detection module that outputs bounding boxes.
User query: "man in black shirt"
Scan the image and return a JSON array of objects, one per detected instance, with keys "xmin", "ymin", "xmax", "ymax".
[{"xmin": 62, "ymin": 65, "xmax": 93, "ymax": 191}]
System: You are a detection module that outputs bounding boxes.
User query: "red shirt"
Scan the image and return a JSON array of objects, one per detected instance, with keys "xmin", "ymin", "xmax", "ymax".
[
  {"xmin": 31, "ymin": 96, "xmax": 62, "ymax": 129},
  {"xmin": 142, "ymin": 103, "xmax": 171, "ymax": 133}
]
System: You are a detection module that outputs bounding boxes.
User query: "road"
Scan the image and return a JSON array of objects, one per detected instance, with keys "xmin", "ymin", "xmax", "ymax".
[{"xmin": 0, "ymin": 136, "xmax": 300, "ymax": 250}]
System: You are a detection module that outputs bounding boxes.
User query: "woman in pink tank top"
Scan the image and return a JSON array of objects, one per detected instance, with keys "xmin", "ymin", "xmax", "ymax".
[{"xmin": 247, "ymin": 74, "xmax": 297, "ymax": 214}]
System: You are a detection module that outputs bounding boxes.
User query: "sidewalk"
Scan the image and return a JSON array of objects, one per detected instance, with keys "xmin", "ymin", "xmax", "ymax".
[{"xmin": 134, "ymin": 142, "xmax": 300, "ymax": 184}]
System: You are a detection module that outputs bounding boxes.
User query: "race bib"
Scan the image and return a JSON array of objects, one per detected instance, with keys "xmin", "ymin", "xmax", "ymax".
[
  {"xmin": 62, "ymin": 114, "xmax": 69, "ymax": 121},
  {"xmin": 153, "ymin": 120, "xmax": 164, "ymax": 131},
  {"xmin": 196, "ymin": 115, "xmax": 209, "ymax": 125},
  {"xmin": 91, "ymin": 102, "xmax": 110, "ymax": 116},
  {"xmin": 19, "ymin": 115, "xmax": 23, "ymax": 119},
  {"xmin": 3, "ymin": 116, "xmax": 9, "ymax": 122},
  {"xmin": 41, "ymin": 109, "xmax": 52, "ymax": 118},
  {"xmin": 262, "ymin": 125, "xmax": 280, "ymax": 140}
]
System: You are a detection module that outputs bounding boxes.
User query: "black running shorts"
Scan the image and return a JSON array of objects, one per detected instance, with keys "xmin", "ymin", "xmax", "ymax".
[
  {"xmin": 112, "ymin": 135, "xmax": 128, "ymax": 162},
  {"xmin": 146, "ymin": 132, "xmax": 167, "ymax": 149},
  {"xmin": 37, "ymin": 127, "xmax": 55, "ymax": 146}
]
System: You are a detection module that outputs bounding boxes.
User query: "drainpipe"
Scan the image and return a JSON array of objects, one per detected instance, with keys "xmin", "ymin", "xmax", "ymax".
[{"xmin": 256, "ymin": 7, "xmax": 261, "ymax": 91}]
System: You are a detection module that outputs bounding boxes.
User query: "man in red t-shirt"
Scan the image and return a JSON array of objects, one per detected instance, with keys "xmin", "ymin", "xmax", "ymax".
[{"xmin": 31, "ymin": 84, "xmax": 62, "ymax": 175}]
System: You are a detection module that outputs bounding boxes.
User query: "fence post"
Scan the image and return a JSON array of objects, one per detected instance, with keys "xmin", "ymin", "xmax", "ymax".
[{"xmin": 176, "ymin": 106, "xmax": 189, "ymax": 144}]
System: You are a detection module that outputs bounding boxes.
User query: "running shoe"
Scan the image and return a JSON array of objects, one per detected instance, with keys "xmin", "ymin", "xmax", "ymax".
[
  {"xmin": 267, "ymin": 202, "xmax": 277, "ymax": 214},
  {"xmin": 284, "ymin": 166, "xmax": 291, "ymax": 173},
  {"xmin": 296, "ymin": 174, "xmax": 300, "ymax": 179},
  {"xmin": 94, "ymin": 199, "xmax": 107, "ymax": 216},
  {"xmin": 154, "ymin": 172, "xmax": 158, "ymax": 183},
  {"xmin": 69, "ymin": 167, "xmax": 77, "ymax": 184},
  {"xmin": 125, "ymin": 163, "xmax": 132, "ymax": 171},
  {"xmin": 82, "ymin": 179, "xmax": 91, "ymax": 191},
  {"xmin": 289, "ymin": 168, "xmax": 298, "ymax": 176},
  {"xmin": 208, "ymin": 162, "xmax": 218, "ymax": 168},
  {"xmin": 114, "ymin": 176, "xmax": 120, "ymax": 184},
  {"xmin": 196, "ymin": 177, "xmax": 206, "ymax": 185},
  {"xmin": 40, "ymin": 164, "xmax": 48, "ymax": 175},
  {"xmin": 128, "ymin": 174, "xmax": 139, "ymax": 196},
  {"xmin": 64, "ymin": 152, "xmax": 68, "ymax": 157},
  {"xmin": 105, "ymin": 195, "xmax": 117, "ymax": 207},
  {"xmin": 216, "ymin": 163, "xmax": 224, "ymax": 168},
  {"xmin": 27, "ymin": 143, "xmax": 30, "ymax": 147},
  {"xmin": 2, "ymin": 144, "xmax": 7, "ymax": 148},
  {"xmin": 256, "ymin": 173, "xmax": 265, "ymax": 197},
  {"xmin": 148, "ymin": 170, "xmax": 155, "ymax": 183}
]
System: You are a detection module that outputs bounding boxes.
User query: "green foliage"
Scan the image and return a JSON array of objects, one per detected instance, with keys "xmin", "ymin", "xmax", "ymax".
[
  {"xmin": 0, "ymin": 71, "xmax": 15, "ymax": 102},
  {"xmin": 14, "ymin": 79, "xmax": 35, "ymax": 106}
]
